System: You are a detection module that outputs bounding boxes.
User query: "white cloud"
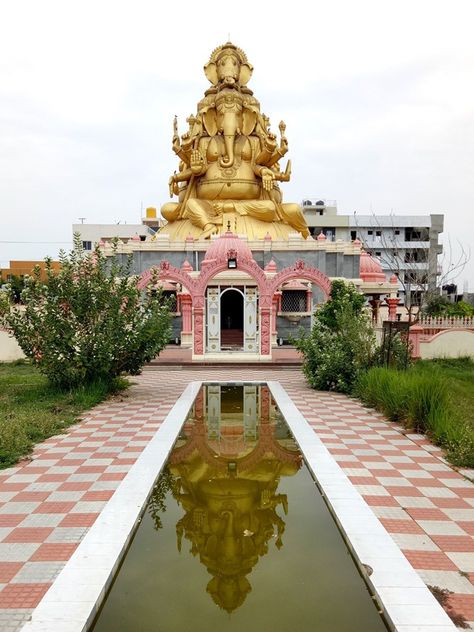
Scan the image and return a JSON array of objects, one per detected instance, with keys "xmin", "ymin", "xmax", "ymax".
[{"xmin": 1, "ymin": 0, "xmax": 474, "ymax": 286}]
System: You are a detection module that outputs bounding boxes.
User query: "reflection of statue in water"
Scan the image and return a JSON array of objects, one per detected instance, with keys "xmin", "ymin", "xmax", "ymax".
[
  {"xmin": 160, "ymin": 42, "xmax": 310, "ymax": 240},
  {"xmin": 167, "ymin": 398, "xmax": 301, "ymax": 613}
]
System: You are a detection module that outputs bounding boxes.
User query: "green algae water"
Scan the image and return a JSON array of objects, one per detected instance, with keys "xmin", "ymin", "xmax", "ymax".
[{"xmin": 91, "ymin": 384, "xmax": 388, "ymax": 632}]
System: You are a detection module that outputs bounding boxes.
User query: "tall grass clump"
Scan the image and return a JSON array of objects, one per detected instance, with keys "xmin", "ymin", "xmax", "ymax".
[
  {"xmin": 355, "ymin": 365, "xmax": 474, "ymax": 467},
  {"xmin": 355, "ymin": 368, "xmax": 408, "ymax": 421}
]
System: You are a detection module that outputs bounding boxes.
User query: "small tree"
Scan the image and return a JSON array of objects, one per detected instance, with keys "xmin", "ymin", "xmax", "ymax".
[
  {"xmin": 0, "ymin": 238, "xmax": 171, "ymax": 389},
  {"xmin": 294, "ymin": 280, "xmax": 376, "ymax": 393}
]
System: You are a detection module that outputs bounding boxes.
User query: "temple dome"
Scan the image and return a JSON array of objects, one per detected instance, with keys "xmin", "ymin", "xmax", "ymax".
[
  {"xmin": 203, "ymin": 231, "xmax": 254, "ymax": 264},
  {"xmin": 359, "ymin": 251, "xmax": 386, "ymax": 282}
]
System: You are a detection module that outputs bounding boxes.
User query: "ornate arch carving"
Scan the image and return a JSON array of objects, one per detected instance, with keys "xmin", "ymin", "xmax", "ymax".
[
  {"xmin": 195, "ymin": 258, "xmax": 268, "ymax": 299},
  {"xmin": 137, "ymin": 262, "xmax": 196, "ymax": 293},
  {"xmin": 267, "ymin": 261, "xmax": 331, "ymax": 299}
]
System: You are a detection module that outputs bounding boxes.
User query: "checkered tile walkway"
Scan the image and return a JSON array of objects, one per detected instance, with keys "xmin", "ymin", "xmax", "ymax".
[{"xmin": 0, "ymin": 368, "xmax": 473, "ymax": 631}]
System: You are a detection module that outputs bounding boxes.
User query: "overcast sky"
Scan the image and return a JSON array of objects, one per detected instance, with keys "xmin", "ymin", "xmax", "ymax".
[{"xmin": 1, "ymin": 0, "xmax": 473, "ymax": 288}]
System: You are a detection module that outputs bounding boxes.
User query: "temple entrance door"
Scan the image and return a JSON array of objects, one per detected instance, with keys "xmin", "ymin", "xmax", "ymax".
[
  {"xmin": 206, "ymin": 287, "xmax": 220, "ymax": 353},
  {"xmin": 243, "ymin": 287, "xmax": 258, "ymax": 353},
  {"xmin": 220, "ymin": 288, "xmax": 244, "ymax": 349}
]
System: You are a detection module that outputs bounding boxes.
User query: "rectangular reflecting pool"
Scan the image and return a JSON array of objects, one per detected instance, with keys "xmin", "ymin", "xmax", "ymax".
[{"xmin": 91, "ymin": 384, "xmax": 389, "ymax": 632}]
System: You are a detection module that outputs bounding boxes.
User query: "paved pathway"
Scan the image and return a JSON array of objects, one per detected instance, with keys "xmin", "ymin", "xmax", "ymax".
[{"xmin": 0, "ymin": 368, "xmax": 473, "ymax": 631}]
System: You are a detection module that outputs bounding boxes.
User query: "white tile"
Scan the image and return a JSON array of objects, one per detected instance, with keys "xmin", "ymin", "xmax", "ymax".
[
  {"xmin": 417, "ymin": 569, "xmax": 474, "ymax": 594},
  {"xmin": 446, "ymin": 552, "xmax": 474, "ymax": 572},
  {"xmin": 390, "ymin": 534, "xmax": 440, "ymax": 551},
  {"xmin": 417, "ymin": 521, "xmax": 467, "ymax": 536}
]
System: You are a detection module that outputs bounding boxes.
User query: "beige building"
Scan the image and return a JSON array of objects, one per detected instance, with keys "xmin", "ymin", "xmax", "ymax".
[{"xmin": 302, "ymin": 198, "xmax": 444, "ymax": 307}]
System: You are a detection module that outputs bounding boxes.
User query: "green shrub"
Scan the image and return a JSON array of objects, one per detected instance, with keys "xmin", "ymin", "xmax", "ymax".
[
  {"xmin": 295, "ymin": 281, "xmax": 376, "ymax": 393},
  {"xmin": 0, "ymin": 237, "xmax": 171, "ymax": 389}
]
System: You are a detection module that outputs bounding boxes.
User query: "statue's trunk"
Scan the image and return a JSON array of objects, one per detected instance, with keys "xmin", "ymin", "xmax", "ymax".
[{"xmin": 220, "ymin": 113, "xmax": 236, "ymax": 167}]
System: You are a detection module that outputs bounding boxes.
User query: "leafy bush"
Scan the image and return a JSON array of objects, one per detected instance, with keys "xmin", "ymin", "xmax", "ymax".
[
  {"xmin": 294, "ymin": 281, "xmax": 376, "ymax": 393},
  {"xmin": 0, "ymin": 238, "xmax": 171, "ymax": 389}
]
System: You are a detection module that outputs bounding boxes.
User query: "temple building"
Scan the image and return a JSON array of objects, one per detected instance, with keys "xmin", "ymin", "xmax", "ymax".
[{"xmin": 93, "ymin": 42, "xmax": 414, "ymax": 362}]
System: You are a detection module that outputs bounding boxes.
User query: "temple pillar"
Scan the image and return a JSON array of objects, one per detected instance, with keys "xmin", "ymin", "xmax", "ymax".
[
  {"xmin": 260, "ymin": 308, "xmax": 272, "ymax": 357},
  {"xmin": 271, "ymin": 292, "xmax": 281, "ymax": 346},
  {"xmin": 369, "ymin": 298, "xmax": 381, "ymax": 324},
  {"xmin": 193, "ymin": 306, "xmax": 204, "ymax": 356},
  {"xmin": 306, "ymin": 286, "xmax": 312, "ymax": 312},
  {"xmin": 179, "ymin": 293, "xmax": 193, "ymax": 347},
  {"xmin": 385, "ymin": 297, "xmax": 400, "ymax": 322}
]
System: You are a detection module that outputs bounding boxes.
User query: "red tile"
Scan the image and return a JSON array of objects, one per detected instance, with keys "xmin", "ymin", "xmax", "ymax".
[
  {"xmin": 0, "ymin": 514, "xmax": 27, "ymax": 527},
  {"xmin": 0, "ymin": 483, "xmax": 28, "ymax": 492},
  {"xmin": 56, "ymin": 459, "xmax": 85, "ymax": 467},
  {"xmin": 335, "ymin": 460, "xmax": 362, "ymax": 468},
  {"xmin": 363, "ymin": 495, "xmax": 399, "ymax": 507},
  {"xmin": 453, "ymin": 487, "xmax": 474, "ymax": 498},
  {"xmin": 58, "ymin": 482, "xmax": 91, "ymax": 492},
  {"xmin": 99, "ymin": 472, "xmax": 126, "ymax": 481},
  {"xmin": 19, "ymin": 467, "xmax": 49, "ymax": 475},
  {"xmin": 457, "ymin": 521, "xmax": 474, "ymax": 536},
  {"xmin": 348, "ymin": 476, "xmax": 378, "ymax": 485},
  {"xmin": 432, "ymin": 470, "xmax": 462, "ymax": 480},
  {"xmin": 430, "ymin": 535, "xmax": 474, "ymax": 552},
  {"xmin": 81, "ymin": 491, "xmax": 114, "ymax": 501},
  {"xmin": 381, "ymin": 519, "xmax": 424, "ymax": 534},
  {"xmin": 0, "ymin": 583, "xmax": 51, "ymax": 608},
  {"xmin": 369, "ymin": 469, "xmax": 398, "ymax": 477},
  {"xmin": 405, "ymin": 508, "xmax": 447, "ymax": 521},
  {"xmin": 403, "ymin": 550, "xmax": 457, "ymax": 570},
  {"xmin": 405, "ymin": 478, "xmax": 444, "ymax": 488},
  {"xmin": 0, "ymin": 562, "xmax": 22, "ymax": 583},
  {"xmin": 112, "ymin": 458, "xmax": 135, "ymax": 465},
  {"xmin": 386, "ymin": 486, "xmax": 423, "ymax": 497},
  {"xmin": 77, "ymin": 466, "xmax": 107, "ymax": 474},
  {"xmin": 12, "ymin": 492, "xmax": 50, "ymax": 502},
  {"xmin": 392, "ymin": 462, "xmax": 420, "ymax": 470},
  {"xmin": 359, "ymin": 455, "xmax": 385, "ymax": 462},
  {"xmin": 30, "ymin": 542, "xmax": 79, "ymax": 561},
  {"xmin": 432, "ymin": 497, "xmax": 471, "ymax": 508},
  {"xmin": 447, "ymin": 594, "xmax": 474, "ymax": 620},
  {"xmin": 59, "ymin": 513, "xmax": 99, "ymax": 527},
  {"xmin": 4, "ymin": 528, "xmax": 53, "ymax": 543},
  {"xmin": 33, "ymin": 502, "xmax": 76, "ymax": 514},
  {"xmin": 37, "ymin": 474, "xmax": 70, "ymax": 483}
]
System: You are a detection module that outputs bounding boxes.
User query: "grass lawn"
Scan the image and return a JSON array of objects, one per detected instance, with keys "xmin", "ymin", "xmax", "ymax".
[
  {"xmin": 417, "ymin": 358, "xmax": 474, "ymax": 431},
  {"xmin": 0, "ymin": 361, "xmax": 128, "ymax": 469}
]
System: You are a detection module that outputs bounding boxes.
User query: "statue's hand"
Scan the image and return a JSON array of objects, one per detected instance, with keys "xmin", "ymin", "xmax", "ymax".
[
  {"xmin": 190, "ymin": 149, "xmax": 205, "ymax": 174},
  {"xmin": 260, "ymin": 167, "xmax": 275, "ymax": 192},
  {"xmin": 172, "ymin": 135, "xmax": 181, "ymax": 154}
]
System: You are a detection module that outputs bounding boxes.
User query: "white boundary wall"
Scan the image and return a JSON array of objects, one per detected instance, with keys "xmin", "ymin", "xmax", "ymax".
[
  {"xmin": 0, "ymin": 330, "xmax": 25, "ymax": 362},
  {"xmin": 420, "ymin": 330, "xmax": 474, "ymax": 360}
]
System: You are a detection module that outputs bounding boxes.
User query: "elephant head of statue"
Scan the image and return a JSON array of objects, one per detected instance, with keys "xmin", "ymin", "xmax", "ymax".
[{"xmin": 204, "ymin": 42, "xmax": 253, "ymax": 89}]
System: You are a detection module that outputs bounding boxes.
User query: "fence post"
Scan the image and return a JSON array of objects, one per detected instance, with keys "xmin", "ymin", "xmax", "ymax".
[{"xmin": 408, "ymin": 324, "xmax": 423, "ymax": 359}]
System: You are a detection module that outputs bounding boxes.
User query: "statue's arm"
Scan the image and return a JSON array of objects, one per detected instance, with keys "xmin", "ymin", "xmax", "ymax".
[
  {"xmin": 189, "ymin": 139, "xmax": 209, "ymax": 176},
  {"xmin": 172, "ymin": 136, "xmax": 190, "ymax": 165}
]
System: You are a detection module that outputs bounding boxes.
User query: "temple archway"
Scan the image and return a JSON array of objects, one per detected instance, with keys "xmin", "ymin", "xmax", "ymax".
[{"xmin": 220, "ymin": 288, "xmax": 244, "ymax": 349}]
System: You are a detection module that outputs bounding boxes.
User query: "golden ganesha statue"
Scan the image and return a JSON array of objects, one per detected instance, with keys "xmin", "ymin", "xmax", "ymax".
[{"xmin": 159, "ymin": 42, "xmax": 310, "ymax": 240}]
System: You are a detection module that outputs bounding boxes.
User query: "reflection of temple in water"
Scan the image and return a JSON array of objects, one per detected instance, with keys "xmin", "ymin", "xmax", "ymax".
[{"xmin": 167, "ymin": 385, "xmax": 301, "ymax": 613}]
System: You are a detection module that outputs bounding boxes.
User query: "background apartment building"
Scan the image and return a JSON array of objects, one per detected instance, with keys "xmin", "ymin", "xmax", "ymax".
[{"xmin": 302, "ymin": 199, "xmax": 444, "ymax": 307}]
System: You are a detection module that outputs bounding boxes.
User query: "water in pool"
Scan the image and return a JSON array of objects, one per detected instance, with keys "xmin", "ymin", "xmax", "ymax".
[{"xmin": 91, "ymin": 384, "xmax": 388, "ymax": 631}]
